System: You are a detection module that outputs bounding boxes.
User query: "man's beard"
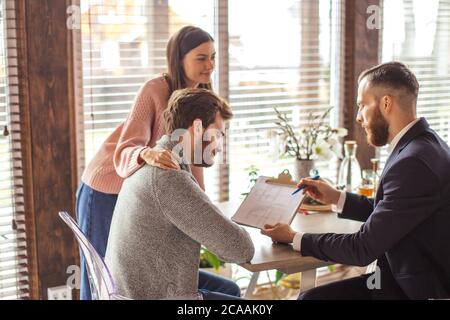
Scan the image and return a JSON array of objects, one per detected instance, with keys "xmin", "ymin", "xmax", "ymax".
[{"xmin": 366, "ymin": 105, "xmax": 389, "ymax": 147}]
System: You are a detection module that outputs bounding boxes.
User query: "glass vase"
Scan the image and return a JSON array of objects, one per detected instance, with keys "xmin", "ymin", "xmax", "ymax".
[{"xmin": 338, "ymin": 141, "xmax": 362, "ymax": 192}]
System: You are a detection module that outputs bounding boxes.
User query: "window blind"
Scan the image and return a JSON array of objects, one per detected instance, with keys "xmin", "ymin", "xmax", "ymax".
[
  {"xmin": 79, "ymin": 0, "xmax": 344, "ymax": 202},
  {"xmin": 80, "ymin": 0, "xmax": 219, "ymax": 197},
  {"xmin": 0, "ymin": 0, "xmax": 29, "ymax": 300},
  {"xmin": 378, "ymin": 0, "xmax": 450, "ymax": 165},
  {"xmin": 227, "ymin": 0, "xmax": 343, "ymax": 200}
]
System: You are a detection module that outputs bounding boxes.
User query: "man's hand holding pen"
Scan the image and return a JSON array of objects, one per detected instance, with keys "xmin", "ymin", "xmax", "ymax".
[{"xmin": 261, "ymin": 176, "xmax": 342, "ymax": 244}]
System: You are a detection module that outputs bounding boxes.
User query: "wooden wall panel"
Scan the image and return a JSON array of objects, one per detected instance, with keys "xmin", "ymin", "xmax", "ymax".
[
  {"xmin": 342, "ymin": 0, "xmax": 380, "ymax": 169},
  {"xmin": 18, "ymin": 0, "xmax": 80, "ymax": 299}
]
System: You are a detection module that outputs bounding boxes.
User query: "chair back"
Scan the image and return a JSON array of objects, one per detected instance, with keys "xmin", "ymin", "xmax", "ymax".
[{"xmin": 59, "ymin": 211, "xmax": 120, "ymax": 300}]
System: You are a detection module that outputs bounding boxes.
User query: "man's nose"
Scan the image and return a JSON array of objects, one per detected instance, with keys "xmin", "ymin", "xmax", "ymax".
[{"xmin": 356, "ymin": 109, "xmax": 363, "ymax": 124}]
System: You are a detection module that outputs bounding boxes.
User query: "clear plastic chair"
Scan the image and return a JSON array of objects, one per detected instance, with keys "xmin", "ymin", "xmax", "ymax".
[{"xmin": 58, "ymin": 211, "xmax": 130, "ymax": 300}]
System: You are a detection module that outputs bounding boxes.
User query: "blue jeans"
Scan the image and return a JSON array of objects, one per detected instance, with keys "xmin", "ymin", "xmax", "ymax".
[
  {"xmin": 75, "ymin": 182, "xmax": 242, "ymax": 300},
  {"xmin": 75, "ymin": 183, "xmax": 118, "ymax": 300},
  {"xmin": 198, "ymin": 270, "xmax": 242, "ymax": 300}
]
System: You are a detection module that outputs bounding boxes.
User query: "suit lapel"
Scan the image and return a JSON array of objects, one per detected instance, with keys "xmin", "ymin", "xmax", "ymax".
[{"xmin": 374, "ymin": 118, "xmax": 429, "ymax": 204}]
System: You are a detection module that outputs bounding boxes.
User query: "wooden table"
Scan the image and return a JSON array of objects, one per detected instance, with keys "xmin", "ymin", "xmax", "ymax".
[{"xmin": 215, "ymin": 201, "xmax": 362, "ymax": 298}]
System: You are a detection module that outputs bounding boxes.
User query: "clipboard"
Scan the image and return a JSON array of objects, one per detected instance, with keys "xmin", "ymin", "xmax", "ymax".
[{"xmin": 231, "ymin": 170, "xmax": 306, "ymax": 229}]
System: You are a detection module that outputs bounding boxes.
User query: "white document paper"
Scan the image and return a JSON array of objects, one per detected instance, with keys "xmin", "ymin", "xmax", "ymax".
[{"xmin": 231, "ymin": 176, "xmax": 305, "ymax": 229}]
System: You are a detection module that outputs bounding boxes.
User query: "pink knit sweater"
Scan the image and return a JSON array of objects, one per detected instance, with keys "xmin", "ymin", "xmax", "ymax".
[{"xmin": 81, "ymin": 76, "xmax": 170, "ymax": 194}]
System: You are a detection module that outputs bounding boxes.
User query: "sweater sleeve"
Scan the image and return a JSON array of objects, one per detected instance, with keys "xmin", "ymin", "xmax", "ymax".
[
  {"xmin": 154, "ymin": 169, "xmax": 255, "ymax": 264},
  {"xmin": 113, "ymin": 84, "xmax": 158, "ymax": 178}
]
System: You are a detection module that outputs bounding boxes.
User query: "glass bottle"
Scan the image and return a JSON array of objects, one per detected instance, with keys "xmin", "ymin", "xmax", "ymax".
[{"xmin": 338, "ymin": 141, "xmax": 362, "ymax": 192}]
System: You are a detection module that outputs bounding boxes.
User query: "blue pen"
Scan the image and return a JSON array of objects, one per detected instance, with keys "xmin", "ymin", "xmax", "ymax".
[{"xmin": 291, "ymin": 175, "xmax": 320, "ymax": 195}]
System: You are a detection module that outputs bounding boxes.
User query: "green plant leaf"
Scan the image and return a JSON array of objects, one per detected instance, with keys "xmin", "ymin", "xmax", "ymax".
[
  {"xmin": 275, "ymin": 270, "xmax": 285, "ymax": 283},
  {"xmin": 200, "ymin": 247, "xmax": 224, "ymax": 270}
]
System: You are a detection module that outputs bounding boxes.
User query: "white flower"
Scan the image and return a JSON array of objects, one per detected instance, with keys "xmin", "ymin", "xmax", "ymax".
[
  {"xmin": 337, "ymin": 128, "xmax": 348, "ymax": 137},
  {"xmin": 328, "ymin": 137, "xmax": 343, "ymax": 159},
  {"xmin": 313, "ymin": 139, "xmax": 334, "ymax": 160}
]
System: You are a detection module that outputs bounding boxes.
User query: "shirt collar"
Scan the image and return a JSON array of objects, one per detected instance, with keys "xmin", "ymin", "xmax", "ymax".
[{"xmin": 387, "ymin": 118, "xmax": 420, "ymax": 155}]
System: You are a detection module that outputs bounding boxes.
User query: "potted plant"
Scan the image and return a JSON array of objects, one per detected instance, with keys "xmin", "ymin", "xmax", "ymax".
[
  {"xmin": 272, "ymin": 106, "xmax": 347, "ymax": 180},
  {"xmin": 199, "ymin": 247, "xmax": 232, "ymax": 278}
]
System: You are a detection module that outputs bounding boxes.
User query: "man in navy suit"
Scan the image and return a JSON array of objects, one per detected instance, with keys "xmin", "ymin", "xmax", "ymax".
[{"xmin": 262, "ymin": 62, "xmax": 450, "ymax": 299}]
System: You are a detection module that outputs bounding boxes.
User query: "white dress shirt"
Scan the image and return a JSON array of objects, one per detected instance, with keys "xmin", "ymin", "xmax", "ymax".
[{"xmin": 292, "ymin": 118, "xmax": 420, "ymax": 253}]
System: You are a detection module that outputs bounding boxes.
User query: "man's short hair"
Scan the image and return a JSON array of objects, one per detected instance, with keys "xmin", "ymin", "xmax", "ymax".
[
  {"xmin": 358, "ymin": 61, "xmax": 419, "ymax": 109},
  {"xmin": 164, "ymin": 88, "xmax": 233, "ymax": 133}
]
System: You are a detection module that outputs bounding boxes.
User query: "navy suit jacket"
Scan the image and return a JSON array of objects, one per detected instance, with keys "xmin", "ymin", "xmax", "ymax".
[{"xmin": 301, "ymin": 118, "xmax": 450, "ymax": 299}]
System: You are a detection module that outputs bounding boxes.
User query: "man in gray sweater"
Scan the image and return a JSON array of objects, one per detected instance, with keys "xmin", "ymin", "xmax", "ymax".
[{"xmin": 105, "ymin": 88, "xmax": 255, "ymax": 300}]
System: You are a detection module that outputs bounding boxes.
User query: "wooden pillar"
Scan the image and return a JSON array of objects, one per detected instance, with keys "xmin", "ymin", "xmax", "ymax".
[
  {"xmin": 17, "ymin": 0, "xmax": 80, "ymax": 299},
  {"xmin": 342, "ymin": 0, "xmax": 380, "ymax": 169},
  {"xmin": 216, "ymin": 0, "xmax": 230, "ymax": 202}
]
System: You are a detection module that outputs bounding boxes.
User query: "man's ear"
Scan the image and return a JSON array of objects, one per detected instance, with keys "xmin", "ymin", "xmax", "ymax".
[{"xmin": 382, "ymin": 95, "xmax": 393, "ymax": 113}]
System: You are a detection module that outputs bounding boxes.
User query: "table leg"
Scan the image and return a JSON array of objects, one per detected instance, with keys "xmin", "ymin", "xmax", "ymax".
[
  {"xmin": 243, "ymin": 272, "xmax": 260, "ymax": 299},
  {"xmin": 299, "ymin": 269, "xmax": 316, "ymax": 293}
]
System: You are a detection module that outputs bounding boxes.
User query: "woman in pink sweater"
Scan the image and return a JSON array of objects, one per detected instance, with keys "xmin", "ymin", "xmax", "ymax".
[{"xmin": 76, "ymin": 26, "xmax": 240, "ymax": 300}]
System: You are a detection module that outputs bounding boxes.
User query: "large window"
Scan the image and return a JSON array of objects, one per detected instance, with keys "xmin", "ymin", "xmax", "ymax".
[
  {"xmin": 227, "ymin": 0, "xmax": 342, "ymax": 199},
  {"xmin": 80, "ymin": 0, "xmax": 217, "ymax": 193},
  {"xmin": 80, "ymin": 0, "xmax": 342, "ymax": 201},
  {"xmin": 0, "ymin": 0, "xmax": 29, "ymax": 300},
  {"xmin": 379, "ymin": 0, "xmax": 450, "ymax": 162},
  {"xmin": 81, "ymin": 0, "xmax": 214, "ymax": 158}
]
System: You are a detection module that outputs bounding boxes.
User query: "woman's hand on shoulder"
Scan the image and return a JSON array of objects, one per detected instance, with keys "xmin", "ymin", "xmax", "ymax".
[{"xmin": 139, "ymin": 148, "xmax": 180, "ymax": 170}]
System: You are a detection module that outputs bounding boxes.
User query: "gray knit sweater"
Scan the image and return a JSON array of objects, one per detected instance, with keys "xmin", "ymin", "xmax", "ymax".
[{"xmin": 105, "ymin": 135, "xmax": 255, "ymax": 300}]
